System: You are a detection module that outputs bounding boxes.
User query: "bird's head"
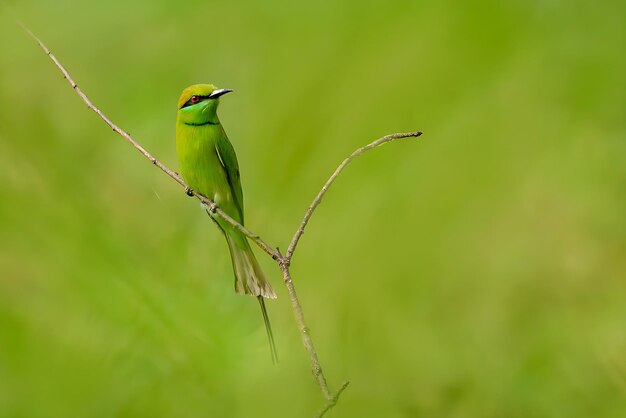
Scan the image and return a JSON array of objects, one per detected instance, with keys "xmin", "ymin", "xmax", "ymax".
[{"xmin": 177, "ymin": 84, "xmax": 233, "ymax": 126}]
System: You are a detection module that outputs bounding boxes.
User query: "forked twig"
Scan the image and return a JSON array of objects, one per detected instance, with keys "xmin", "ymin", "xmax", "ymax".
[{"xmin": 314, "ymin": 381, "xmax": 351, "ymax": 418}]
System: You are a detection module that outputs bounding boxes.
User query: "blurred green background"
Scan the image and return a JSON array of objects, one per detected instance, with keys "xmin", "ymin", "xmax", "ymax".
[{"xmin": 1, "ymin": 0, "xmax": 625, "ymax": 417}]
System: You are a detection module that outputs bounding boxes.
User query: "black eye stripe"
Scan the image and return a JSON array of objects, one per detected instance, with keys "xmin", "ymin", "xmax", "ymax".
[{"xmin": 181, "ymin": 95, "xmax": 211, "ymax": 109}]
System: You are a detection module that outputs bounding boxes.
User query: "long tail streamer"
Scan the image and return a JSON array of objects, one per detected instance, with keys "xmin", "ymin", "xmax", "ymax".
[{"xmin": 257, "ymin": 296, "xmax": 278, "ymax": 364}]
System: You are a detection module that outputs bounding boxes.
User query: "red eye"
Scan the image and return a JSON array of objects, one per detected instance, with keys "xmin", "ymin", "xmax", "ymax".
[{"xmin": 190, "ymin": 95, "xmax": 200, "ymax": 104}]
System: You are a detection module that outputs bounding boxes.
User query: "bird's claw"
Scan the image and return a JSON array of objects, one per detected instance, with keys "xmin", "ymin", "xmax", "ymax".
[{"xmin": 185, "ymin": 186, "xmax": 194, "ymax": 196}]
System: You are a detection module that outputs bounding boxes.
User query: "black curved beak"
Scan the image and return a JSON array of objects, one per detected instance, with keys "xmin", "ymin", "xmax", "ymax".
[{"xmin": 208, "ymin": 88, "xmax": 234, "ymax": 99}]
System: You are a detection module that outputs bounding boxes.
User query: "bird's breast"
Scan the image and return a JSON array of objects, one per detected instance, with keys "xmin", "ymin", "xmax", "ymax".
[{"xmin": 176, "ymin": 125, "xmax": 228, "ymax": 202}]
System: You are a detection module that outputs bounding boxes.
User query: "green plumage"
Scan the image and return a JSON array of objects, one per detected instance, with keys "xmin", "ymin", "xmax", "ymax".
[{"xmin": 176, "ymin": 84, "xmax": 277, "ymax": 362}]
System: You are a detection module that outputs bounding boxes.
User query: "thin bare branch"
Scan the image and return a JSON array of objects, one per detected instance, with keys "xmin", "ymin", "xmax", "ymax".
[
  {"xmin": 278, "ymin": 260, "xmax": 330, "ymax": 398},
  {"xmin": 285, "ymin": 131, "xmax": 423, "ymax": 261},
  {"xmin": 19, "ymin": 19, "xmax": 423, "ymax": 417}
]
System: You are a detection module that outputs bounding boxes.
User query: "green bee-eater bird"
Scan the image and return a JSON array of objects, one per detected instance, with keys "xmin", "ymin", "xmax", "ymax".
[{"xmin": 176, "ymin": 84, "xmax": 277, "ymax": 362}]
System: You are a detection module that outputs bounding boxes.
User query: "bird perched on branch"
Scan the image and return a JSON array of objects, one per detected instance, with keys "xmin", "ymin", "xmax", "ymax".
[{"xmin": 176, "ymin": 84, "xmax": 277, "ymax": 362}]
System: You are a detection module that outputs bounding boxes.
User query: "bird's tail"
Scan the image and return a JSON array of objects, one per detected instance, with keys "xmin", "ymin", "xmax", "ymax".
[
  {"xmin": 225, "ymin": 230, "xmax": 278, "ymax": 362},
  {"xmin": 225, "ymin": 231, "xmax": 276, "ymax": 299}
]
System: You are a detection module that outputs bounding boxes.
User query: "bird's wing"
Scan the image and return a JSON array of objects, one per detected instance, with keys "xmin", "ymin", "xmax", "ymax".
[{"xmin": 214, "ymin": 131, "xmax": 245, "ymax": 222}]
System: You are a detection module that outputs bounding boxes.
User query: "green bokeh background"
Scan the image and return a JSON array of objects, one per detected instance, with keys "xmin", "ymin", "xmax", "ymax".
[{"xmin": 1, "ymin": 1, "xmax": 625, "ymax": 417}]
